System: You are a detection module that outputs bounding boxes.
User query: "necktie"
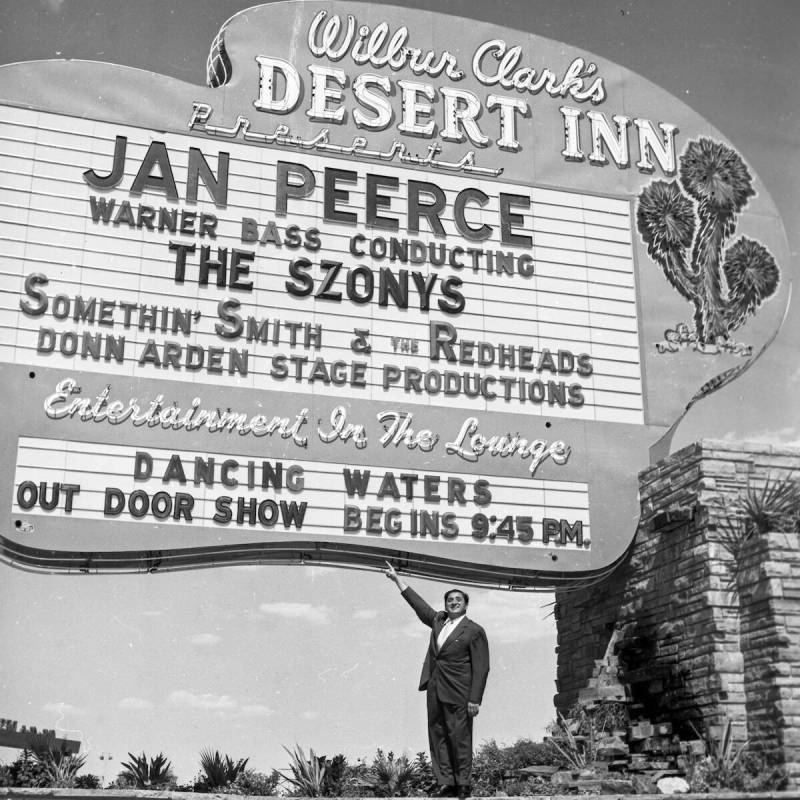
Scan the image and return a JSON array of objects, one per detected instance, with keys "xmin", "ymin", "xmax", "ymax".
[{"xmin": 437, "ymin": 619, "xmax": 453, "ymax": 650}]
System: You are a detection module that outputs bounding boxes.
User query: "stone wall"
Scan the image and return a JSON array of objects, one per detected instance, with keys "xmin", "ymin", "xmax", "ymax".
[
  {"xmin": 737, "ymin": 531, "xmax": 800, "ymax": 782},
  {"xmin": 554, "ymin": 440, "xmax": 800, "ymax": 782}
]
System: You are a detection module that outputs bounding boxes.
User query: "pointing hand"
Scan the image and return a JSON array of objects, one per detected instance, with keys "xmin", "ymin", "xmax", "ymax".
[{"xmin": 384, "ymin": 561, "xmax": 407, "ymax": 591}]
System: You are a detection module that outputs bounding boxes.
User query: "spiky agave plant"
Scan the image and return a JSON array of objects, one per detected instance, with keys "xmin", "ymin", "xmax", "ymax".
[
  {"xmin": 737, "ymin": 474, "xmax": 800, "ymax": 536},
  {"xmin": 120, "ymin": 751, "xmax": 174, "ymax": 789},
  {"xmin": 637, "ymin": 137, "xmax": 779, "ymax": 345},
  {"xmin": 369, "ymin": 750, "xmax": 417, "ymax": 797},
  {"xmin": 27, "ymin": 737, "xmax": 88, "ymax": 789},
  {"xmin": 689, "ymin": 719, "xmax": 749, "ymax": 771},
  {"xmin": 198, "ymin": 748, "xmax": 249, "ymax": 789},
  {"xmin": 279, "ymin": 744, "xmax": 327, "ymax": 797},
  {"xmin": 546, "ymin": 712, "xmax": 589, "ymax": 771},
  {"xmin": 37, "ymin": 752, "xmax": 88, "ymax": 788},
  {"xmin": 714, "ymin": 474, "xmax": 799, "ymax": 594}
]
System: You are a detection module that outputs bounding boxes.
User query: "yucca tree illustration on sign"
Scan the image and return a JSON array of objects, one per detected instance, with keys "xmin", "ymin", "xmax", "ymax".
[{"xmin": 637, "ymin": 137, "xmax": 780, "ymax": 347}]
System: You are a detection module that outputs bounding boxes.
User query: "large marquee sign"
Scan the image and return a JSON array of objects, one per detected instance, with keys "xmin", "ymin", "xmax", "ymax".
[{"xmin": 0, "ymin": 2, "xmax": 790, "ymax": 587}]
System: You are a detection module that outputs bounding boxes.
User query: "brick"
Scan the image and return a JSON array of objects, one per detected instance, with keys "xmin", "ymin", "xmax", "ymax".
[{"xmin": 630, "ymin": 722, "xmax": 654, "ymax": 740}]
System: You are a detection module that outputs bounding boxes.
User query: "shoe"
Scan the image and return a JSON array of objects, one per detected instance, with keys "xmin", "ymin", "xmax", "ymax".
[
  {"xmin": 456, "ymin": 785, "xmax": 471, "ymax": 799},
  {"xmin": 436, "ymin": 786, "xmax": 456, "ymax": 797}
]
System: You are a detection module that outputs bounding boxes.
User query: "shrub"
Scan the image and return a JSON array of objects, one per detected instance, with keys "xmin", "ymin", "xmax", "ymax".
[
  {"xmin": 227, "ymin": 768, "xmax": 282, "ymax": 796},
  {"xmin": 74, "ymin": 774, "xmax": 102, "ymax": 789},
  {"xmin": 109, "ymin": 770, "xmax": 138, "ymax": 789},
  {"xmin": 23, "ymin": 736, "xmax": 88, "ymax": 789},
  {"xmin": 0, "ymin": 751, "xmax": 48, "ymax": 787},
  {"xmin": 471, "ymin": 738, "xmax": 565, "ymax": 796},
  {"xmin": 171, "ymin": 777, "xmax": 199, "ymax": 792},
  {"xmin": 320, "ymin": 753, "xmax": 348, "ymax": 797},
  {"xmin": 406, "ymin": 752, "xmax": 437, "ymax": 797},
  {"xmin": 688, "ymin": 750, "xmax": 786, "ymax": 792},
  {"xmin": 339, "ymin": 757, "xmax": 372, "ymax": 797},
  {"xmin": 685, "ymin": 719, "xmax": 787, "ymax": 792}
]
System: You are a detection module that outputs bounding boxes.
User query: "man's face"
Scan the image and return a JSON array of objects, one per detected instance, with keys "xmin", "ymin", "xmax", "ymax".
[{"xmin": 445, "ymin": 591, "xmax": 467, "ymax": 619}]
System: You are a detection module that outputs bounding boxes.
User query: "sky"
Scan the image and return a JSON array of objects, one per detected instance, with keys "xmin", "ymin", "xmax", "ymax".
[{"xmin": 0, "ymin": 0, "xmax": 798, "ymax": 785}]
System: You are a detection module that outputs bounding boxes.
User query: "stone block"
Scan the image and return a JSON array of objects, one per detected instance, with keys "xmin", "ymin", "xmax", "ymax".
[
  {"xmin": 766, "ymin": 532, "xmax": 800, "ymax": 549},
  {"xmin": 704, "ymin": 458, "xmax": 738, "ymax": 475},
  {"xmin": 656, "ymin": 620, "xmax": 685, "ymax": 640},
  {"xmin": 781, "ymin": 728, "xmax": 800, "ymax": 746},
  {"xmin": 749, "ymin": 577, "xmax": 785, "ymax": 601},
  {"xmin": 630, "ymin": 722, "xmax": 654, "ymax": 740},
  {"xmin": 596, "ymin": 736, "xmax": 630, "ymax": 759},
  {"xmin": 600, "ymin": 778, "xmax": 635, "ymax": 793},
  {"xmin": 683, "ymin": 739, "xmax": 706, "ymax": 756},
  {"xmin": 656, "ymin": 776, "xmax": 690, "ymax": 794},
  {"xmin": 774, "ymin": 701, "xmax": 800, "ymax": 717},
  {"xmin": 550, "ymin": 770, "xmax": 575, "ymax": 787},
  {"xmin": 764, "ymin": 561, "xmax": 795, "ymax": 577},
  {"xmin": 642, "ymin": 736, "xmax": 672, "ymax": 753}
]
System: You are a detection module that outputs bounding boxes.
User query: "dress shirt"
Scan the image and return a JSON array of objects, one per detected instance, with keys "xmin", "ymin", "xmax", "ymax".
[{"xmin": 436, "ymin": 614, "xmax": 467, "ymax": 650}]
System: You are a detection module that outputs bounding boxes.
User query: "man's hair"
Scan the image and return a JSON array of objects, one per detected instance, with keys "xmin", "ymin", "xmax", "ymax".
[{"xmin": 444, "ymin": 588, "xmax": 469, "ymax": 606}]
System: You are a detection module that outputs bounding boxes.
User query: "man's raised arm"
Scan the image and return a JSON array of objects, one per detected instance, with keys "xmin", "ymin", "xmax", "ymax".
[
  {"xmin": 384, "ymin": 561, "xmax": 408, "ymax": 593},
  {"xmin": 384, "ymin": 561, "xmax": 437, "ymax": 628}
]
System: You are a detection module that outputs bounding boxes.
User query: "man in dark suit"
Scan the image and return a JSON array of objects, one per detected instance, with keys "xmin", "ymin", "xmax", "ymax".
[{"xmin": 385, "ymin": 562, "xmax": 490, "ymax": 799}]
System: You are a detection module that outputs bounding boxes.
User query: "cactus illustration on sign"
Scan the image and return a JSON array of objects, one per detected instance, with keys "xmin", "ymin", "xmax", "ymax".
[{"xmin": 637, "ymin": 137, "xmax": 780, "ymax": 347}]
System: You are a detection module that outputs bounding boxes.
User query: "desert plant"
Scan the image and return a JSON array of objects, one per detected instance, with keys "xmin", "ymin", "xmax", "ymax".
[
  {"xmin": 338, "ymin": 757, "xmax": 372, "ymax": 797},
  {"xmin": 406, "ymin": 752, "xmax": 437, "ymax": 797},
  {"xmin": 37, "ymin": 752, "xmax": 88, "ymax": 788},
  {"xmin": 25, "ymin": 735, "xmax": 87, "ymax": 788},
  {"xmin": 0, "ymin": 750, "xmax": 48, "ymax": 787},
  {"xmin": 687, "ymin": 718, "xmax": 746, "ymax": 789},
  {"xmin": 120, "ymin": 751, "xmax": 175, "ymax": 789},
  {"xmin": 227, "ymin": 768, "xmax": 281, "ymax": 796},
  {"xmin": 109, "ymin": 770, "xmax": 138, "ymax": 789},
  {"xmin": 280, "ymin": 744, "xmax": 327, "ymax": 797},
  {"xmin": 547, "ymin": 712, "xmax": 590, "ymax": 770},
  {"xmin": 637, "ymin": 137, "xmax": 779, "ymax": 345},
  {"xmin": 713, "ymin": 750, "xmax": 786, "ymax": 791},
  {"xmin": 198, "ymin": 748, "xmax": 249, "ymax": 789},
  {"xmin": 369, "ymin": 750, "xmax": 416, "ymax": 797},
  {"xmin": 715, "ymin": 474, "xmax": 800, "ymax": 592},
  {"xmin": 320, "ymin": 753, "xmax": 348, "ymax": 797},
  {"xmin": 737, "ymin": 474, "xmax": 800, "ymax": 535},
  {"xmin": 686, "ymin": 719, "xmax": 786, "ymax": 790},
  {"xmin": 704, "ymin": 719, "xmax": 746, "ymax": 768},
  {"xmin": 590, "ymin": 701, "xmax": 629, "ymax": 735},
  {"xmin": 74, "ymin": 773, "xmax": 102, "ymax": 789},
  {"xmin": 470, "ymin": 740, "xmax": 507, "ymax": 796},
  {"xmin": 470, "ymin": 737, "xmax": 565, "ymax": 796}
]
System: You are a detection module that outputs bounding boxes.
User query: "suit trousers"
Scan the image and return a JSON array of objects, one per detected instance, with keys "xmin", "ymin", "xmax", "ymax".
[{"xmin": 426, "ymin": 687, "xmax": 473, "ymax": 788}]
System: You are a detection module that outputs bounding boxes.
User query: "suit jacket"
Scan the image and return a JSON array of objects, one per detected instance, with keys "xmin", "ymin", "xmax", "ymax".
[{"xmin": 402, "ymin": 587, "xmax": 490, "ymax": 706}]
